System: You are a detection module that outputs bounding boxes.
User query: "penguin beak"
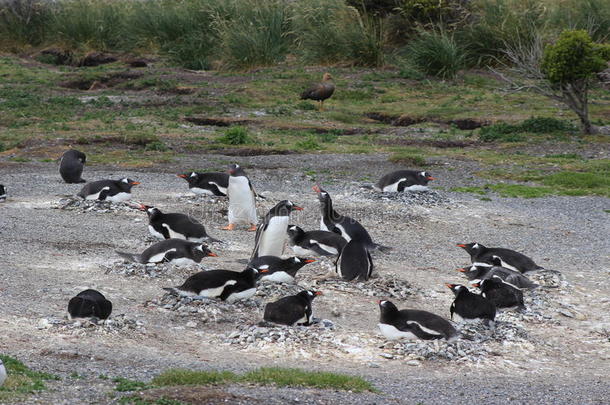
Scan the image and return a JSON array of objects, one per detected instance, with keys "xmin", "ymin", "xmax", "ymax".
[
  {"xmin": 130, "ymin": 181, "xmax": 140, "ymax": 185},
  {"xmin": 457, "ymin": 267, "xmax": 467, "ymax": 272},
  {"xmin": 292, "ymin": 205, "xmax": 303, "ymax": 211},
  {"xmin": 426, "ymin": 176, "xmax": 435, "ymax": 180},
  {"xmin": 445, "ymin": 283, "xmax": 455, "ymax": 289},
  {"xmin": 304, "ymin": 259, "xmax": 316, "ymax": 263},
  {"xmin": 137, "ymin": 204, "xmax": 148, "ymax": 211},
  {"xmin": 312, "ymin": 185, "xmax": 321, "ymax": 193},
  {"xmin": 259, "ymin": 269, "xmax": 269, "ymax": 273},
  {"xmin": 456, "ymin": 244, "xmax": 466, "ymax": 248},
  {"xmin": 472, "ymin": 282, "xmax": 480, "ymax": 287},
  {"xmin": 315, "ymin": 291, "xmax": 323, "ymax": 296},
  {"xmin": 177, "ymin": 174, "xmax": 187, "ymax": 179},
  {"xmin": 207, "ymin": 252, "xmax": 218, "ymax": 257}
]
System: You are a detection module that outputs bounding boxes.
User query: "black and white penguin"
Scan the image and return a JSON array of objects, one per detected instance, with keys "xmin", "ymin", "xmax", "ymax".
[
  {"xmin": 446, "ymin": 283, "xmax": 496, "ymax": 326},
  {"xmin": 116, "ymin": 239, "xmax": 217, "ymax": 266},
  {"xmin": 263, "ymin": 290, "xmax": 322, "ymax": 326},
  {"xmin": 139, "ymin": 204, "xmax": 221, "ymax": 243},
  {"xmin": 251, "ymin": 200, "xmax": 303, "ymax": 259},
  {"xmin": 473, "ymin": 277, "xmax": 525, "ymax": 310},
  {"xmin": 335, "ymin": 240, "xmax": 373, "ymax": 281},
  {"xmin": 378, "ymin": 300, "xmax": 458, "ymax": 341},
  {"xmin": 164, "ymin": 267, "xmax": 259, "ymax": 303},
  {"xmin": 68, "ymin": 289, "xmax": 112, "ymax": 320},
  {"xmin": 0, "ymin": 358, "xmax": 6, "ymax": 387},
  {"xmin": 313, "ymin": 185, "xmax": 390, "ymax": 251},
  {"xmin": 373, "ymin": 170, "xmax": 435, "ymax": 192},
  {"xmin": 457, "ymin": 242, "xmax": 544, "ymax": 273},
  {"xmin": 0, "ymin": 184, "xmax": 6, "ymax": 202},
  {"xmin": 77, "ymin": 178, "xmax": 140, "ymax": 202},
  {"xmin": 249, "ymin": 256, "xmax": 316, "ymax": 284},
  {"xmin": 59, "ymin": 149, "xmax": 87, "ymax": 183},
  {"xmin": 458, "ymin": 261, "xmax": 539, "ymax": 289},
  {"xmin": 178, "ymin": 171, "xmax": 229, "ymax": 196},
  {"xmin": 223, "ymin": 164, "xmax": 257, "ymax": 231},
  {"xmin": 286, "ymin": 225, "xmax": 347, "ymax": 256}
]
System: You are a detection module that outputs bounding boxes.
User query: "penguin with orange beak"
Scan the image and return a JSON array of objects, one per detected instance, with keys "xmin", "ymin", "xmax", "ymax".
[
  {"xmin": 373, "ymin": 170, "xmax": 435, "ymax": 192},
  {"xmin": 251, "ymin": 200, "xmax": 303, "ymax": 260},
  {"xmin": 250, "ymin": 256, "xmax": 316, "ymax": 284},
  {"xmin": 77, "ymin": 178, "xmax": 140, "ymax": 202},
  {"xmin": 177, "ymin": 171, "xmax": 228, "ymax": 196}
]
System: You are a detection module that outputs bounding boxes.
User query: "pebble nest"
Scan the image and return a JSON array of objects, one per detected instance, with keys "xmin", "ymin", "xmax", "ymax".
[
  {"xmin": 312, "ymin": 275, "xmax": 418, "ymax": 300},
  {"xmin": 51, "ymin": 196, "xmax": 138, "ymax": 213},
  {"xmin": 354, "ymin": 188, "xmax": 452, "ymax": 207},
  {"xmin": 102, "ymin": 261, "xmax": 207, "ymax": 279},
  {"xmin": 37, "ymin": 314, "xmax": 145, "ymax": 336}
]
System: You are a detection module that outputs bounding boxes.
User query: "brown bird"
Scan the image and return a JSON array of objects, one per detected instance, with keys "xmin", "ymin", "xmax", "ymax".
[{"xmin": 300, "ymin": 73, "xmax": 335, "ymax": 111}]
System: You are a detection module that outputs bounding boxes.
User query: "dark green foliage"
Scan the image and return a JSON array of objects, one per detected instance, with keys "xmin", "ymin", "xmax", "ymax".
[
  {"xmin": 406, "ymin": 30, "xmax": 466, "ymax": 79},
  {"xmin": 113, "ymin": 377, "xmax": 150, "ymax": 392},
  {"xmin": 217, "ymin": 126, "xmax": 252, "ymax": 145},
  {"xmin": 0, "ymin": 354, "xmax": 59, "ymax": 401},
  {"xmin": 479, "ymin": 117, "xmax": 575, "ymax": 142},
  {"xmin": 519, "ymin": 117, "xmax": 575, "ymax": 133}
]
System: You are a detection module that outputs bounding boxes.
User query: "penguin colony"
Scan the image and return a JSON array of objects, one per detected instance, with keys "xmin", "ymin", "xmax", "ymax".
[{"xmin": 0, "ymin": 144, "xmax": 551, "ymax": 378}]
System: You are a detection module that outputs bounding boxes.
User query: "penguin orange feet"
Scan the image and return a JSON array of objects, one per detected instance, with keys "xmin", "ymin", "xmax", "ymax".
[
  {"xmin": 221, "ymin": 223, "xmax": 236, "ymax": 231},
  {"xmin": 247, "ymin": 224, "xmax": 258, "ymax": 232}
]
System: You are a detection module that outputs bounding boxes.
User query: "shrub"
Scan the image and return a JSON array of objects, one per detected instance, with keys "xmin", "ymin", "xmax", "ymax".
[
  {"xmin": 519, "ymin": 117, "xmax": 575, "ymax": 133},
  {"xmin": 478, "ymin": 123, "xmax": 524, "ymax": 142},
  {"xmin": 0, "ymin": 0, "xmax": 53, "ymax": 50},
  {"xmin": 405, "ymin": 29, "xmax": 466, "ymax": 79},
  {"xmin": 217, "ymin": 126, "xmax": 252, "ymax": 145},
  {"xmin": 295, "ymin": 136, "xmax": 321, "ymax": 150},
  {"xmin": 547, "ymin": 0, "xmax": 610, "ymax": 42}
]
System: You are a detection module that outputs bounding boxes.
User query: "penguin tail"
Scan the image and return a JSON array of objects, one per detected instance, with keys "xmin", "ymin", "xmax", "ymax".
[
  {"xmin": 116, "ymin": 251, "xmax": 141, "ymax": 263},
  {"xmin": 162, "ymin": 287, "xmax": 180, "ymax": 296},
  {"xmin": 371, "ymin": 243, "xmax": 393, "ymax": 253},
  {"xmin": 256, "ymin": 320, "xmax": 275, "ymax": 328},
  {"xmin": 359, "ymin": 184, "xmax": 374, "ymax": 190},
  {"xmin": 446, "ymin": 333, "xmax": 460, "ymax": 343}
]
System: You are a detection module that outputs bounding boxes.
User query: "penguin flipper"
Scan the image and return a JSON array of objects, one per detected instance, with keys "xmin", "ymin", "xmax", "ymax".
[
  {"xmin": 116, "ymin": 251, "xmax": 142, "ymax": 263},
  {"xmin": 249, "ymin": 223, "xmax": 264, "ymax": 261}
]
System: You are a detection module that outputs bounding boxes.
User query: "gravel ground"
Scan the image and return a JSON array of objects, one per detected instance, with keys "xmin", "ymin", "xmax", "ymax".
[{"xmin": 0, "ymin": 153, "xmax": 609, "ymax": 404}]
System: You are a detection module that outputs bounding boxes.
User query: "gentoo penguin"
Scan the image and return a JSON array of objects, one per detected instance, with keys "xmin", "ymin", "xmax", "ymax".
[
  {"xmin": 458, "ymin": 261, "xmax": 539, "ymax": 289},
  {"xmin": 373, "ymin": 170, "xmax": 435, "ymax": 192},
  {"xmin": 249, "ymin": 256, "xmax": 316, "ymax": 284},
  {"xmin": 457, "ymin": 242, "xmax": 544, "ymax": 273},
  {"xmin": 446, "ymin": 283, "xmax": 496, "ymax": 326},
  {"xmin": 0, "ymin": 185, "xmax": 6, "ymax": 202},
  {"xmin": 59, "ymin": 149, "xmax": 87, "ymax": 183},
  {"xmin": 68, "ymin": 289, "xmax": 112, "ymax": 320},
  {"xmin": 286, "ymin": 225, "xmax": 347, "ymax": 256},
  {"xmin": 178, "ymin": 171, "xmax": 229, "ymax": 196},
  {"xmin": 223, "ymin": 164, "xmax": 257, "ymax": 231},
  {"xmin": 139, "ymin": 204, "xmax": 221, "ymax": 243},
  {"xmin": 116, "ymin": 239, "xmax": 217, "ymax": 266},
  {"xmin": 473, "ymin": 277, "xmax": 525, "ymax": 310},
  {"xmin": 264, "ymin": 290, "xmax": 322, "ymax": 326},
  {"xmin": 335, "ymin": 240, "xmax": 373, "ymax": 281},
  {"xmin": 313, "ymin": 185, "xmax": 390, "ymax": 251},
  {"xmin": 77, "ymin": 178, "xmax": 140, "ymax": 202},
  {"xmin": 0, "ymin": 358, "xmax": 6, "ymax": 387},
  {"xmin": 378, "ymin": 300, "xmax": 458, "ymax": 341},
  {"xmin": 164, "ymin": 267, "xmax": 260, "ymax": 303},
  {"xmin": 251, "ymin": 200, "xmax": 303, "ymax": 259}
]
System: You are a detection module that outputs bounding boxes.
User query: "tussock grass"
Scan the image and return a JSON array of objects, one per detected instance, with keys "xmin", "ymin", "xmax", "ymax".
[
  {"xmin": 388, "ymin": 151, "xmax": 427, "ymax": 166},
  {"xmin": 217, "ymin": 126, "xmax": 253, "ymax": 145},
  {"xmin": 0, "ymin": 355, "xmax": 59, "ymax": 401},
  {"xmin": 405, "ymin": 29, "xmax": 466, "ymax": 79}
]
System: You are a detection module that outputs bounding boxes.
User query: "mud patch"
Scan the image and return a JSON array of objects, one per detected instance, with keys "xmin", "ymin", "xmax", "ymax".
[{"xmin": 60, "ymin": 72, "xmax": 143, "ymax": 91}]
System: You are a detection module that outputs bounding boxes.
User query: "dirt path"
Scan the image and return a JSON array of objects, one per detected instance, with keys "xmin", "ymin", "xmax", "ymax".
[{"xmin": 0, "ymin": 153, "xmax": 609, "ymax": 404}]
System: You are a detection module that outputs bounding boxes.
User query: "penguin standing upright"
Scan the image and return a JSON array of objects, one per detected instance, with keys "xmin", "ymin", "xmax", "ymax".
[
  {"xmin": 286, "ymin": 225, "xmax": 347, "ymax": 256},
  {"xmin": 456, "ymin": 242, "xmax": 544, "ymax": 273},
  {"xmin": 59, "ymin": 149, "xmax": 87, "ymax": 183},
  {"xmin": 373, "ymin": 170, "xmax": 435, "ymax": 192},
  {"xmin": 223, "ymin": 164, "xmax": 257, "ymax": 231},
  {"xmin": 446, "ymin": 283, "xmax": 496, "ymax": 326},
  {"xmin": 77, "ymin": 178, "xmax": 140, "ymax": 202},
  {"xmin": 116, "ymin": 239, "xmax": 217, "ymax": 266},
  {"xmin": 474, "ymin": 277, "xmax": 526, "ymax": 310},
  {"xmin": 264, "ymin": 290, "xmax": 322, "ymax": 326},
  {"xmin": 0, "ymin": 185, "xmax": 6, "ymax": 202},
  {"xmin": 68, "ymin": 289, "xmax": 113, "ymax": 320},
  {"xmin": 377, "ymin": 300, "xmax": 458, "ymax": 341},
  {"xmin": 139, "ymin": 204, "xmax": 221, "ymax": 243},
  {"xmin": 178, "ymin": 171, "xmax": 229, "ymax": 196},
  {"xmin": 335, "ymin": 239, "xmax": 373, "ymax": 281},
  {"xmin": 249, "ymin": 256, "xmax": 315, "ymax": 284},
  {"xmin": 164, "ymin": 267, "xmax": 260, "ymax": 303},
  {"xmin": 251, "ymin": 200, "xmax": 303, "ymax": 259}
]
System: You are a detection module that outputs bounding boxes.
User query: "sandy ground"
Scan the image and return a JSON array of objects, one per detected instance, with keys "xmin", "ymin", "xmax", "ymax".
[{"xmin": 0, "ymin": 153, "xmax": 609, "ymax": 404}]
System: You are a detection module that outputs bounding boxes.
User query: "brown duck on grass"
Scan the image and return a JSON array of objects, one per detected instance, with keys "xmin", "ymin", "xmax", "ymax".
[{"xmin": 300, "ymin": 72, "xmax": 335, "ymax": 111}]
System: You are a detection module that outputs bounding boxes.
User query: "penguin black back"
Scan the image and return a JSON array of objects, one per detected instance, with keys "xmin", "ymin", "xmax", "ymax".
[
  {"xmin": 0, "ymin": 184, "xmax": 6, "ymax": 202},
  {"xmin": 263, "ymin": 290, "xmax": 322, "ymax": 326},
  {"xmin": 374, "ymin": 170, "xmax": 434, "ymax": 192},
  {"xmin": 446, "ymin": 283, "xmax": 496, "ymax": 325},
  {"xmin": 475, "ymin": 277, "xmax": 525, "ymax": 310},
  {"xmin": 378, "ymin": 300, "xmax": 458, "ymax": 341},
  {"xmin": 336, "ymin": 240, "xmax": 373, "ymax": 281},
  {"xmin": 59, "ymin": 149, "xmax": 87, "ymax": 183},
  {"xmin": 68, "ymin": 289, "xmax": 112, "ymax": 319},
  {"xmin": 178, "ymin": 171, "xmax": 229, "ymax": 196},
  {"xmin": 287, "ymin": 225, "xmax": 347, "ymax": 256},
  {"xmin": 457, "ymin": 242, "xmax": 543, "ymax": 273}
]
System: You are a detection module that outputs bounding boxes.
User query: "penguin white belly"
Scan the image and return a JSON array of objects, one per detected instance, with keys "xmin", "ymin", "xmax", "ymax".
[
  {"xmin": 106, "ymin": 192, "xmax": 131, "ymax": 202},
  {"xmin": 382, "ymin": 178, "xmax": 407, "ymax": 192},
  {"xmin": 404, "ymin": 185, "xmax": 428, "ymax": 192},
  {"xmin": 378, "ymin": 324, "xmax": 419, "ymax": 340},
  {"xmin": 85, "ymin": 186, "xmax": 110, "ymax": 200},
  {"xmin": 191, "ymin": 187, "xmax": 214, "ymax": 196},
  {"xmin": 0, "ymin": 361, "xmax": 6, "ymax": 387},
  {"xmin": 257, "ymin": 216, "xmax": 289, "ymax": 257},
  {"xmin": 170, "ymin": 257, "xmax": 197, "ymax": 267},
  {"xmin": 147, "ymin": 248, "xmax": 177, "ymax": 263},
  {"xmin": 260, "ymin": 271, "xmax": 295, "ymax": 284},
  {"xmin": 148, "ymin": 225, "xmax": 166, "ymax": 240},
  {"xmin": 228, "ymin": 177, "xmax": 257, "ymax": 224},
  {"xmin": 313, "ymin": 241, "xmax": 338, "ymax": 255},
  {"xmin": 320, "ymin": 217, "xmax": 328, "ymax": 231},
  {"xmin": 296, "ymin": 313, "xmax": 309, "ymax": 325},
  {"xmin": 163, "ymin": 224, "xmax": 186, "ymax": 240},
  {"xmin": 198, "ymin": 280, "xmax": 237, "ymax": 297},
  {"xmin": 335, "ymin": 224, "xmax": 351, "ymax": 242},
  {"xmin": 291, "ymin": 246, "xmax": 317, "ymax": 256},
  {"xmin": 225, "ymin": 287, "xmax": 256, "ymax": 303}
]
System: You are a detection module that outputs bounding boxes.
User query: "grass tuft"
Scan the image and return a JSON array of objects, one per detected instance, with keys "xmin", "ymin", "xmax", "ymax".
[
  {"xmin": 113, "ymin": 377, "xmax": 149, "ymax": 392},
  {"xmin": 388, "ymin": 151, "xmax": 426, "ymax": 166},
  {"xmin": 217, "ymin": 126, "xmax": 253, "ymax": 145},
  {"xmin": 242, "ymin": 367, "xmax": 375, "ymax": 392},
  {"xmin": 405, "ymin": 29, "xmax": 466, "ymax": 79},
  {"xmin": 0, "ymin": 355, "xmax": 59, "ymax": 402},
  {"xmin": 152, "ymin": 370, "xmax": 237, "ymax": 386}
]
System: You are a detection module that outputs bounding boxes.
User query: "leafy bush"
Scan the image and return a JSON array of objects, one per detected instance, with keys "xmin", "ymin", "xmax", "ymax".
[
  {"xmin": 405, "ymin": 30, "xmax": 466, "ymax": 79},
  {"xmin": 295, "ymin": 136, "xmax": 321, "ymax": 150},
  {"xmin": 479, "ymin": 117, "xmax": 574, "ymax": 142},
  {"xmin": 519, "ymin": 117, "xmax": 575, "ymax": 133},
  {"xmin": 478, "ymin": 124, "xmax": 524, "ymax": 142},
  {"xmin": 217, "ymin": 126, "xmax": 252, "ymax": 145}
]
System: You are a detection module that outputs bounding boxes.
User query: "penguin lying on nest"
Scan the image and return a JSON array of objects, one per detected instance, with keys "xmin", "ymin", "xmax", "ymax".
[
  {"xmin": 78, "ymin": 178, "xmax": 140, "ymax": 202},
  {"xmin": 264, "ymin": 290, "xmax": 322, "ymax": 326},
  {"xmin": 116, "ymin": 239, "xmax": 217, "ymax": 266},
  {"xmin": 68, "ymin": 289, "xmax": 112, "ymax": 320},
  {"xmin": 137, "ymin": 204, "xmax": 221, "ymax": 243},
  {"xmin": 457, "ymin": 242, "xmax": 544, "ymax": 273},
  {"xmin": 378, "ymin": 300, "xmax": 458, "ymax": 341}
]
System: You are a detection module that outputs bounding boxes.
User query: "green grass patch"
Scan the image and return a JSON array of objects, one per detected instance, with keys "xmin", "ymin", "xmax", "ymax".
[
  {"xmin": 388, "ymin": 151, "xmax": 426, "ymax": 166},
  {"xmin": 451, "ymin": 186, "xmax": 488, "ymax": 195},
  {"xmin": 541, "ymin": 171, "xmax": 609, "ymax": 196},
  {"xmin": 114, "ymin": 377, "xmax": 151, "ymax": 392},
  {"xmin": 479, "ymin": 117, "xmax": 576, "ymax": 142},
  {"xmin": 0, "ymin": 355, "xmax": 59, "ymax": 402},
  {"xmin": 295, "ymin": 136, "xmax": 322, "ymax": 151},
  {"xmin": 217, "ymin": 126, "xmax": 253, "ymax": 145},
  {"xmin": 152, "ymin": 370, "xmax": 237, "ymax": 387}
]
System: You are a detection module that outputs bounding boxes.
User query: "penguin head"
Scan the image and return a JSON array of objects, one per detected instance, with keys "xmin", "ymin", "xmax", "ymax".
[
  {"xmin": 119, "ymin": 178, "xmax": 140, "ymax": 190},
  {"xmin": 456, "ymin": 242, "xmax": 484, "ymax": 254},
  {"xmin": 378, "ymin": 300, "xmax": 399, "ymax": 319},
  {"xmin": 490, "ymin": 255, "xmax": 503, "ymax": 266},
  {"xmin": 312, "ymin": 185, "xmax": 330, "ymax": 202},
  {"xmin": 287, "ymin": 225, "xmax": 304, "ymax": 239},
  {"xmin": 445, "ymin": 283, "xmax": 467, "ymax": 296},
  {"xmin": 275, "ymin": 200, "xmax": 303, "ymax": 216},
  {"xmin": 178, "ymin": 172, "xmax": 197, "ymax": 182},
  {"xmin": 418, "ymin": 171, "xmax": 435, "ymax": 184},
  {"xmin": 138, "ymin": 204, "xmax": 160, "ymax": 217},
  {"xmin": 95, "ymin": 299, "xmax": 113, "ymax": 319},
  {"xmin": 195, "ymin": 244, "xmax": 218, "ymax": 257},
  {"xmin": 473, "ymin": 277, "xmax": 501, "ymax": 290},
  {"xmin": 289, "ymin": 256, "xmax": 316, "ymax": 268},
  {"xmin": 299, "ymin": 290, "xmax": 322, "ymax": 301},
  {"xmin": 227, "ymin": 164, "xmax": 245, "ymax": 176}
]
